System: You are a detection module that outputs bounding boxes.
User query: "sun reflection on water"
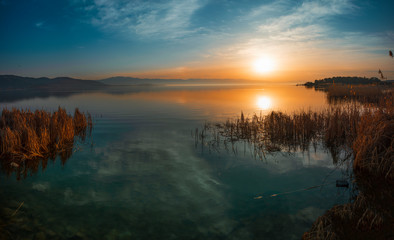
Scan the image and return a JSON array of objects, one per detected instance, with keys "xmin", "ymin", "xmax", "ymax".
[{"xmin": 256, "ymin": 96, "xmax": 272, "ymax": 110}]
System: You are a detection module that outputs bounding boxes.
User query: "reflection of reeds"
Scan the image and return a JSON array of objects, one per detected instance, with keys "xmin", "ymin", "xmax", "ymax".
[{"xmin": 0, "ymin": 107, "xmax": 92, "ymax": 179}]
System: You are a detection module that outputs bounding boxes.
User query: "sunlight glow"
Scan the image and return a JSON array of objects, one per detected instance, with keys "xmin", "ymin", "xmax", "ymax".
[
  {"xmin": 256, "ymin": 96, "xmax": 272, "ymax": 110},
  {"xmin": 253, "ymin": 57, "xmax": 276, "ymax": 74}
]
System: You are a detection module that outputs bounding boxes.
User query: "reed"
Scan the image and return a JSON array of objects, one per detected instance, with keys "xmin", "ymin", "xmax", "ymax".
[
  {"xmin": 196, "ymin": 94, "xmax": 394, "ymax": 239},
  {"xmin": 197, "ymin": 103, "xmax": 373, "ymax": 162},
  {"xmin": 353, "ymin": 105, "xmax": 393, "ymax": 182},
  {"xmin": 326, "ymin": 84, "xmax": 393, "ymax": 104},
  {"xmin": 197, "ymin": 91, "xmax": 393, "ymax": 161},
  {"xmin": 0, "ymin": 107, "xmax": 92, "ymax": 179},
  {"xmin": 300, "ymin": 96, "xmax": 394, "ymax": 239}
]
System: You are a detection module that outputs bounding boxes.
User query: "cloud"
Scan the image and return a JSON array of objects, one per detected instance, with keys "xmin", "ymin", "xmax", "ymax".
[
  {"xmin": 35, "ymin": 21, "xmax": 45, "ymax": 28},
  {"xmin": 257, "ymin": 0, "xmax": 357, "ymax": 41},
  {"xmin": 198, "ymin": 0, "xmax": 388, "ymax": 76},
  {"xmin": 80, "ymin": 0, "xmax": 205, "ymax": 39},
  {"xmin": 193, "ymin": 0, "xmax": 360, "ymax": 61}
]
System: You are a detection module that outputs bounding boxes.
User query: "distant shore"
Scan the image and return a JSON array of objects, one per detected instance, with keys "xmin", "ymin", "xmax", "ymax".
[{"xmin": 298, "ymin": 76, "xmax": 393, "ymax": 88}]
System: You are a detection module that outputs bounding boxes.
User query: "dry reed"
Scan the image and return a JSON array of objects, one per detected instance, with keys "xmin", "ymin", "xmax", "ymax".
[
  {"xmin": 304, "ymin": 99, "xmax": 393, "ymax": 239},
  {"xmin": 196, "ymin": 104, "xmax": 370, "ymax": 162},
  {"xmin": 195, "ymin": 92, "xmax": 393, "ymax": 239},
  {"xmin": 326, "ymin": 84, "xmax": 393, "ymax": 105},
  {"xmin": 0, "ymin": 107, "xmax": 92, "ymax": 179}
]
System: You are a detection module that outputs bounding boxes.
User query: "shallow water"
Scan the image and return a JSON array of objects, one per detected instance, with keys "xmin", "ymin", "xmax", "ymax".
[{"xmin": 0, "ymin": 85, "xmax": 350, "ymax": 239}]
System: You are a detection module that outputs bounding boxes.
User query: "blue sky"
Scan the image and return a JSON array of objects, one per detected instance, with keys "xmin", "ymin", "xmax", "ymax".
[{"xmin": 0, "ymin": 0, "xmax": 393, "ymax": 81}]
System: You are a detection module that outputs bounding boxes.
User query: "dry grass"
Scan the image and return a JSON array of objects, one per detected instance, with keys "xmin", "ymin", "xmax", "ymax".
[
  {"xmin": 196, "ymin": 104, "xmax": 370, "ymax": 162},
  {"xmin": 326, "ymin": 84, "xmax": 393, "ymax": 104},
  {"xmin": 195, "ymin": 92, "xmax": 393, "ymax": 239},
  {"xmin": 196, "ymin": 88, "xmax": 393, "ymax": 162},
  {"xmin": 302, "ymin": 191, "xmax": 393, "ymax": 240},
  {"xmin": 0, "ymin": 107, "xmax": 92, "ymax": 179},
  {"xmin": 353, "ymin": 105, "xmax": 393, "ymax": 182},
  {"xmin": 304, "ymin": 99, "xmax": 394, "ymax": 239}
]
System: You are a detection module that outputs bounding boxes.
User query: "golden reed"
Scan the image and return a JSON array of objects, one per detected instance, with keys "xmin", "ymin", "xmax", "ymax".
[{"xmin": 0, "ymin": 107, "xmax": 92, "ymax": 179}]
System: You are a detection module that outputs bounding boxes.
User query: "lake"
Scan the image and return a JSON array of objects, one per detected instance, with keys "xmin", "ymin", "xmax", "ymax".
[{"xmin": 0, "ymin": 85, "xmax": 351, "ymax": 239}]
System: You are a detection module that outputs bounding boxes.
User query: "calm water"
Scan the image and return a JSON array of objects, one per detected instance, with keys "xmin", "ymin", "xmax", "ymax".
[{"xmin": 0, "ymin": 85, "xmax": 350, "ymax": 239}]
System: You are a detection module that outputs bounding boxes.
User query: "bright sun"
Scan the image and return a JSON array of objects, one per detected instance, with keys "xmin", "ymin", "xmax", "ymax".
[
  {"xmin": 253, "ymin": 57, "xmax": 276, "ymax": 74},
  {"xmin": 256, "ymin": 96, "xmax": 272, "ymax": 110}
]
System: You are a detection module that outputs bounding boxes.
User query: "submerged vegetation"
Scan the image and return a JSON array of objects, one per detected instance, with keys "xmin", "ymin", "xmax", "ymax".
[{"xmin": 0, "ymin": 107, "xmax": 92, "ymax": 179}]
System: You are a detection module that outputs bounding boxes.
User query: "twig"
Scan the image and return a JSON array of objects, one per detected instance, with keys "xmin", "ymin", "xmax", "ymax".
[{"xmin": 10, "ymin": 201, "xmax": 24, "ymax": 217}]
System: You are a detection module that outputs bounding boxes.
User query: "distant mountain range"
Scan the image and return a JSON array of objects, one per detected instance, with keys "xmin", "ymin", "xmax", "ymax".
[
  {"xmin": 99, "ymin": 76, "xmax": 246, "ymax": 85},
  {"xmin": 0, "ymin": 75, "xmax": 249, "ymax": 91},
  {"xmin": 0, "ymin": 75, "xmax": 106, "ymax": 91}
]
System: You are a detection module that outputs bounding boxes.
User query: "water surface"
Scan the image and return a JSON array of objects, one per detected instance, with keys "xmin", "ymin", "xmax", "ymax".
[{"xmin": 0, "ymin": 85, "xmax": 350, "ymax": 239}]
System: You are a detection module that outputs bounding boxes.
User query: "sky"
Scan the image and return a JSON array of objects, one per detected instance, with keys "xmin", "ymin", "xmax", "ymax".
[{"xmin": 0, "ymin": 0, "xmax": 393, "ymax": 81}]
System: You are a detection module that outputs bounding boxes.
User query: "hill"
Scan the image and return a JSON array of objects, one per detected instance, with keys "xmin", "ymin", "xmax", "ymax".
[
  {"xmin": 99, "ymin": 76, "xmax": 246, "ymax": 85},
  {"xmin": 0, "ymin": 75, "xmax": 107, "ymax": 91}
]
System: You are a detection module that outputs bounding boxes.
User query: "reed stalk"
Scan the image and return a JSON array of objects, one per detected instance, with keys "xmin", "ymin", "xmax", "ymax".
[{"xmin": 0, "ymin": 107, "xmax": 92, "ymax": 179}]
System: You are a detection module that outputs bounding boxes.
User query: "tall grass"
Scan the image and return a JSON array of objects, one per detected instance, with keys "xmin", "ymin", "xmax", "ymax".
[
  {"xmin": 0, "ymin": 107, "xmax": 92, "ymax": 179},
  {"xmin": 303, "ymin": 105, "xmax": 394, "ymax": 239},
  {"xmin": 195, "ymin": 86, "xmax": 393, "ymax": 239},
  {"xmin": 196, "ymin": 91, "xmax": 394, "ymax": 238},
  {"xmin": 196, "ymin": 87, "xmax": 392, "ymax": 162},
  {"xmin": 196, "ymin": 104, "xmax": 373, "ymax": 162},
  {"xmin": 326, "ymin": 84, "xmax": 393, "ymax": 104}
]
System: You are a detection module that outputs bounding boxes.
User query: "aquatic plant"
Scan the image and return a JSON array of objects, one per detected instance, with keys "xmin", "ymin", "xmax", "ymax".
[
  {"xmin": 326, "ymin": 84, "xmax": 393, "ymax": 104},
  {"xmin": 0, "ymin": 107, "xmax": 92, "ymax": 179},
  {"xmin": 302, "ymin": 106, "xmax": 394, "ymax": 240},
  {"xmin": 196, "ymin": 104, "xmax": 367, "ymax": 163},
  {"xmin": 196, "ymin": 86, "xmax": 392, "ymax": 161},
  {"xmin": 195, "ymin": 89, "xmax": 393, "ymax": 239}
]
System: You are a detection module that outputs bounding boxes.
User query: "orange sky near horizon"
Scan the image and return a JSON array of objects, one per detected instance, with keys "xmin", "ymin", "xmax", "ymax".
[{"xmin": 87, "ymin": 48, "xmax": 394, "ymax": 82}]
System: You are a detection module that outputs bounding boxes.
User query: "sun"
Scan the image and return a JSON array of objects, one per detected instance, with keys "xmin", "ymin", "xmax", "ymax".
[
  {"xmin": 253, "ymin": 57, "xmax": 276, "ymax": 74},
  {"xmin": 256, "ymin": 96, "xmax": 272, "ymax": 110}
]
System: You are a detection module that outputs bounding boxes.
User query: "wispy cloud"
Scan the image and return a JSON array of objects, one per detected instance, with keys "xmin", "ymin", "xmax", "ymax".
[
  {"xmin": 257, "ymin": 0, "xmax": 357, "ymax": 41},
  {"xmin": 202, "ymin": 0, "xmax": 386, "ymax": 73},
  {"xmin": 35, "ymin": 21, "xmax": 53, "ymax": 30},
  {"xmin": 35, "ymin": 21, "xmax": 45, "ymax": 28},
  {"xmin": 80, "ymin": 0, "xmax": 205, "ymax": 39}
]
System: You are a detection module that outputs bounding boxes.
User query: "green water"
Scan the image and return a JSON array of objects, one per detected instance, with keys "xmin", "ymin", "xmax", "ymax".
[{"xmin": 0, "ymin": 85, "xmax": 350, "ymax": 239}]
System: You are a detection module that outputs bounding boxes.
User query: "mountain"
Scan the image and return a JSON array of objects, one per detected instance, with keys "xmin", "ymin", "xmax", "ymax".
[
  {"xmin": 99, "ymin": 76, "xmax": 247, "ymax": 85},
  {"xmin": 0, "ymin": 75, "xmax": 256, "ymax": 91},
  {"xmin": 0, "ymin": 75, "xmax": 107, "ymax": 91},
  {"xmin": 38, "ymin": 77, "xmax": 106, "ymax": 90},
  {"xmin": 99, "ymin": 76, "xmax": 179, "ymax": 85}
]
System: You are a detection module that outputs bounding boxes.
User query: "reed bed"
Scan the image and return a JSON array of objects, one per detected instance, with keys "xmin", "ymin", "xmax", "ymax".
[
  {"xmin": 326, "ymin": 84, "xmax": 393, "ymax": 105},
  {"xmin": 196, "ymin": 104, "xmax": 370, "ymax": 162},
  {"xmin": 302, "ymin": 96, "xmax": 394, "ymax": 239},
  {"xmin": 196, "ymin": 93, "xmax": 393, "ymax": 239},
  {"xmin": 0, "ymin": 107, "xmax": 92, "ymax": 179}
]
